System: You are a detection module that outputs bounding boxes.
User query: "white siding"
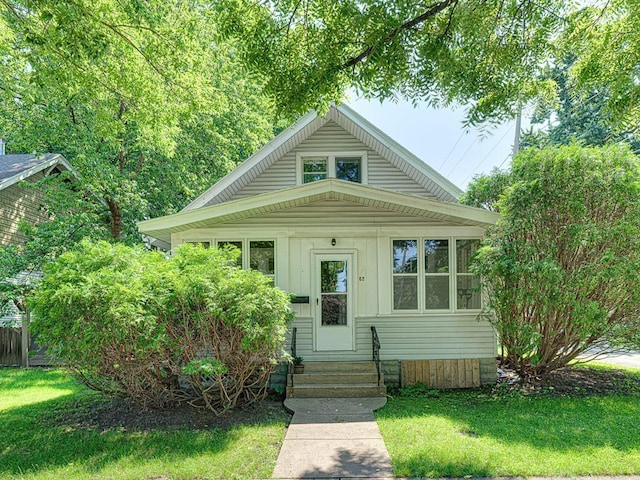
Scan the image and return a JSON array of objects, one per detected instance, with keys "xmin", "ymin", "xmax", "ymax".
[
  {"xmin": 171, "ymin": 217, "xmax": 495, "ymax": 363},
  {"xmin": 228, "ymin": 121, "xmax": 438, "ymax": 201},
  {"xmin": 219, "ymin": 200, "xmax": 451, "ymax": 226}
]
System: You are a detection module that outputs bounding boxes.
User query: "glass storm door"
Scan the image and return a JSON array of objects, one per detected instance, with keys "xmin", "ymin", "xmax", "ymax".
[{"xmin": 314, "ymin": 253, "xmax": 355, "ymax": 351}]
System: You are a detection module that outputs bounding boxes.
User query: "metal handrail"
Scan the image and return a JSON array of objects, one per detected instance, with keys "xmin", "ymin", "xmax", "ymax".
[
  {"xmin": 371, "ymin": 326, "xmax": 381, "ymax": 386},
  {"xmin": 291, "ymin": 327, "xmax": 297, "ymax": 360},
  {"xmin": 289, "ymin": 327, "xmax": 297, "ymax": 388}
]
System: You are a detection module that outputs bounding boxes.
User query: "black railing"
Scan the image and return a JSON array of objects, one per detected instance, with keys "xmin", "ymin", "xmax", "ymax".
[
  {"xmin": 371, "ymin": 326, "xmax": 381, "ymax": 386},
  {"xmin": 291, "ymin": 327, "xmax": 297, "ymax": 360},
  {"xmin": 289, "ymin": 327, "xmax": 297, "ymax": 387}
]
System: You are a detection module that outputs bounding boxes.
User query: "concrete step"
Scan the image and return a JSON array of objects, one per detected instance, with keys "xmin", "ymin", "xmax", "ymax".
[
  {"xmin": 288, "ymin": 372, "xmax": 380, "ymax": 385},
  {"xmin": 302, "ymin": 361, "xmax": 377, "ymax": 373},
  {"xmin": 286, "ymin": 384, "xmax": 387, "ymax": 398}
]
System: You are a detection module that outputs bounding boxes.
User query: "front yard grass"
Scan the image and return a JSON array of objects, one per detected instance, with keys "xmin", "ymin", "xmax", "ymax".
[
  {"xmin": 0, "ymin": 368, "xmax": 289, "ymax": 480},
  {"xmin": 376, "ymin": 364, "xmax": 640, "ymax": 478}
]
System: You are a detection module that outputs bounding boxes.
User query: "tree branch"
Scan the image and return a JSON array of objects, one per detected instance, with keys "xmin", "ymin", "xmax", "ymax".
[{"xmin": 341, "ymin": 0, "xmax": 456, "ymax": 69}]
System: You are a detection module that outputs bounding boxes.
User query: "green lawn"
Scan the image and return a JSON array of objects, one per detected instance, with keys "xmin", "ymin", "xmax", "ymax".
[
  {"xmin": 376, "ymin": 366, "xmax": 640, "ymax": 478},
  {"xmin": 0, "ymin": 368, "xmax": 288, "ymax": 480}
]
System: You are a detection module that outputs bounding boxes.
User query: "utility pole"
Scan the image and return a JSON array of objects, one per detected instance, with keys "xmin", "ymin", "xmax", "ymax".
[{"xmin": 512, "ymin": 108, "xmax": 522, "ymax": 157}]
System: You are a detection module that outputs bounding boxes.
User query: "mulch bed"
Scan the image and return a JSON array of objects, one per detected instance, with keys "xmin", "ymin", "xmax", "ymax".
[
  {"xmin": 46, "ymin": 394, "xmax": 290, "ymax": 432},
  {"xmin": 46, "ymin": 365, "xmax": 640, "ymax": 432},
  {"xmin": 497, "ymin": 363, "xmax": 640, "ymax": 397}
]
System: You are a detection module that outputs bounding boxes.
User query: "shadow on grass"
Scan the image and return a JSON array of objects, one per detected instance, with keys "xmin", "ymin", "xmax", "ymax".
[
  {"xmin": 0, "ymin": 392, "xmax": 287, "ymax": 478},
  {"xmin": 377, "ymin": 391, "xmax": 640, "ymax": 477}
]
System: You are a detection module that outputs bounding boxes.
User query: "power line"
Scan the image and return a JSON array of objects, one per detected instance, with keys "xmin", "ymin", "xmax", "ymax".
[
  {"xmin": 497, "ymin": 151, "xmax": 512, "ymax": 169},
  {"xmin": 462, "ymin": 124, "xmax": 514, "ymax": 184},
  {"xmin": 446, "ymin": 137, "xmax": 478, "ymax": 177},
  {"xmin": 438, "ymin": 130, "xmax": 466, "ymax": 170}
]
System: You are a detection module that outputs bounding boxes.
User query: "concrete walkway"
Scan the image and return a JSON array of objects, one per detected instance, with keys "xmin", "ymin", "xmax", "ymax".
[
  {"xmin": 272, "ymin": 397, "xmax": 392, "ymax": 479},
  {"xmin": 589, "ymin": 350, "xmax": 640, "ymax": 369}
]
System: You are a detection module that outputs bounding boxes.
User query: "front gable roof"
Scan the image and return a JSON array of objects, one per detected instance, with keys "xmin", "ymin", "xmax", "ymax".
[
  {"xmin": 138, "ymin": 179, "xmax": 498, "ymax": 243},
  {"xmin": 184, "ymin": 104, "xmax": 461, "ymax": 210},
  {"xmin": 0, "ymin": 153, "xmax": 73, "ymax": 191}
]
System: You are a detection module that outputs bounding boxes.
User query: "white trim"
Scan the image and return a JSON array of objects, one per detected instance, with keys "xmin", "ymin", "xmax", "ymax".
[
  {"xmin": 138, "ymin": 180, "xmax": 499, "ymax": 243},
  {"xmin": 180, "ymin": 104, "xmax": 462, "ymax": 210},
  {"xmin": 296, "ymin": 151, "xmax": 369, "ymax": 186},
  {"xmin": 183, "ymin": 110, "xmax": 320, "ymax": 210},
  {"xmin": 0, "ymin": 154, "xmax": 75, "ymax": 191},
  {"xmin": 390, "ymin": 236, "xmax": 483, "ymax": 314}
]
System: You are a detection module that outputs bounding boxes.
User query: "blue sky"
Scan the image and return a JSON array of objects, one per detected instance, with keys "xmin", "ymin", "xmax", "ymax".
[{"xmin": 346, "ymin": 97, "xmax": 524, "ymax": 190}]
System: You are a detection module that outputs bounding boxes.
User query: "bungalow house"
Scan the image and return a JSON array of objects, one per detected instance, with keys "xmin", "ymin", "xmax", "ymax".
[
  {"xmin": 138, "ymin": 105, "xmax": 500, "ymax": 396},
  {"xmin": 0, "ymin": 140, "xmax": 73, "ymax": 365}
]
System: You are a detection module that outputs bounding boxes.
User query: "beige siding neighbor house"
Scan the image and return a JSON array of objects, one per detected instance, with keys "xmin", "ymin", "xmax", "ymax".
[
  {"xmin": 138, "ymin": 105, "xmax": 500, "ymax": 394},
  {"xmin": 0, "ymin": 144, "xmax": 72, "ymax": 365},
  {"xmin": 0, "ymin": 150, "xmax": 73, "ymax": 247}
]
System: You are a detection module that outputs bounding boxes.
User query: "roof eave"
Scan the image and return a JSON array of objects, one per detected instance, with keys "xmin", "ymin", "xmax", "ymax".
[
  {"xmin": 0, "ymin": 154, "xmax": 75, "ymax": 191},
  {"xmin": 182, "ymin": 109, "xmax": 321, "ymax": 211},
  {"xmin": 138, "ymin": 180, "xmax": 498, "ymax": 238},
  {"xmin": 335, "ymin": 104, "xmax": 463, "ymax": 199}
]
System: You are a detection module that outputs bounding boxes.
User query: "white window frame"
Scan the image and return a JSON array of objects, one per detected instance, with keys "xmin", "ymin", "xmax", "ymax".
[
  {"xmin": 182, "ymin": 238, "xmax": 213, "ymax": 248},
  {"xmin": 391, "ymin": 237, "xmax": 482, "ymax": 314},
  {"xmin": 296, "ymin": 151, "xmax": 368, "ymax": 185},
  {"xmin": 454, "ymin": 238, "xmax": 482, "ymax": 311},
  {"xmin": 215, "ymin": 238, "xmax": 276, "ymax": 282}
]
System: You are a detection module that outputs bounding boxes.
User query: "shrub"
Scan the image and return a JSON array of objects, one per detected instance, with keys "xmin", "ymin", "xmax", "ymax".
[
  {"xmin": 30, "ymin": 240, "xmax": 293, "ymax": 413},
  {"xmin": 472, "ymin": 144, "xmax": 640, "ymax": 377}
]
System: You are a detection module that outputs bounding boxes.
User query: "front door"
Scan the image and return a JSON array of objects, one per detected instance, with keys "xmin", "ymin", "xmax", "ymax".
[{"xmin": 314, "ymin": 253, "xmax": 355, "ymax": 351}]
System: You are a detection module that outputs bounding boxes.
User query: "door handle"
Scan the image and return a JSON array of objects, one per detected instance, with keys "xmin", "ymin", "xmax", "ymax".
[{"xmin": 316, "ymin": 298, "xmax": 319, "ymax": 305}]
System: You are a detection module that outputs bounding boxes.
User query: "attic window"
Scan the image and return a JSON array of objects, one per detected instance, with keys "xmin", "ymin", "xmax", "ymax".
[
  {"xmin": 336, "ymin": 157, "xmax": 361, "ymax": 183},
  {"xmin": 298, "ymin": 152, "xmax": 367, "ymax": 185},
  {"xmin": 303, "ymin": 157, "xmax": 327, "ymax": 183}
]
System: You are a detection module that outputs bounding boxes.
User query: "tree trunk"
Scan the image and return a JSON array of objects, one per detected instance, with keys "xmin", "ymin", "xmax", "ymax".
[{"xmin": 106, "ymin": 197, "xmax": 122, "ymax": 239}]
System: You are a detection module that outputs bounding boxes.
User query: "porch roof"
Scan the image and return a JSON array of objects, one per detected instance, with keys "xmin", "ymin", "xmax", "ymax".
[{"xmin": 138, "ymin": 180, "xmax": 499, "ymax": 244}]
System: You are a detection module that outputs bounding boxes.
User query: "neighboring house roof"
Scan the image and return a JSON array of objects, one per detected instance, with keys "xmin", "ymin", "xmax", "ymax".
[
  {"xmin": 184, "ymin": 104, "xmax": 462, "ymax": 210},
  {"xmin": 0, "ymin": 153, "xmax": 73, "ymax": 191},
  {"xmin": 138, "ymin": 179, "xmax": 499, "ymax": 243}
]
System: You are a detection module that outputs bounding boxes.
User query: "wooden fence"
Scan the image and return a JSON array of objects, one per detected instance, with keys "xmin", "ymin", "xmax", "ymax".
[
  {"xmin": 0, "ymin": 327, "xmax": 22, "ymax": 366},
  {"xmin": 0, "ymin": 326, "xmax": 51, "ymax": 367},
  {"xmin": 401, "ymin": 359, "xmax": 481, "ymax": 388}
]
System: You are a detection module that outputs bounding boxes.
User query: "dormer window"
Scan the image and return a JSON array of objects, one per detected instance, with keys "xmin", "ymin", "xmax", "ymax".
[{"xmin": 297, "ymin": 152, "xmax": 367, "ymax": 185}]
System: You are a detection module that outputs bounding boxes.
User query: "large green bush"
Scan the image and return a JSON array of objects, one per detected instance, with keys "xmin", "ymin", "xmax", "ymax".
[
  {"xmin": 472, "ymin": 144, "xmax": 640, "ymax": 377},
  {"xmin": 30, "ymin": 241, "xmax": 292, "ymax": 413}
]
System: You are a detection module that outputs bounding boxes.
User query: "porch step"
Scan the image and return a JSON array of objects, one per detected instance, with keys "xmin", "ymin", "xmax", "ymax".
[
  {"xmin": 303, "ymin": 361, "xmax": 377, "ymax": 373},
  {"xmin": 293, "ymin": 372, "xmax": 379, "ymax": 384},
  {"xmin": 286, "ymin": 361, "xmax": 387, "ymax": 399},
  {"xmin": 286, "ymin": 384, "xmax": 387, "ymax": 398}
]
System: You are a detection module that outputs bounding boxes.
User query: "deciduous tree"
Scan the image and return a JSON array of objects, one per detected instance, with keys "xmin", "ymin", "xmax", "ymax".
[
  {"xmin": 0, "ymin": 1, "xmax": 278, "ymax": 243},
  {"xmin": 214, "ymin": 0, "xmax": 570, "ymax": 123}
]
